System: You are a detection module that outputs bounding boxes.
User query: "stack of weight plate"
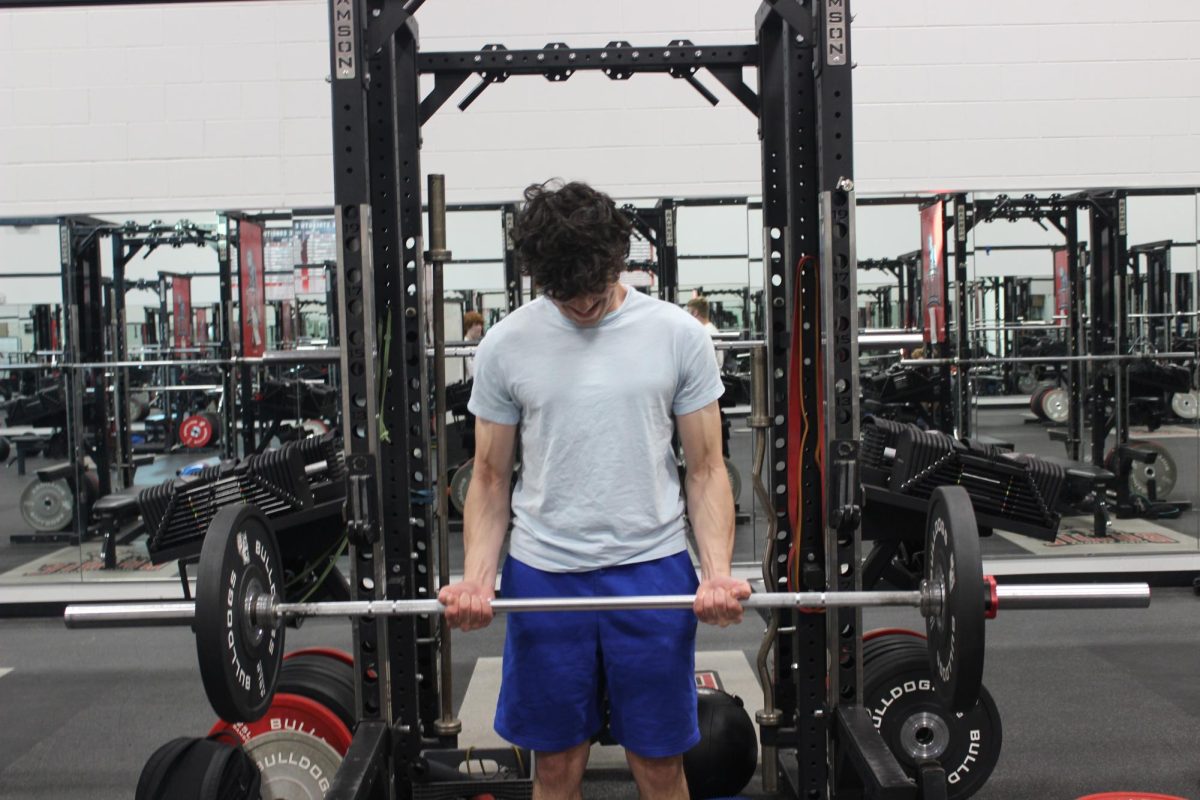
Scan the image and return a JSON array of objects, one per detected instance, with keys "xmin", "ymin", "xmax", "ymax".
[
  {"xmin": 210, "ymin": 647, "xmax": 356, "ymax": 800},
  {"xmin": 862, "ymin": 630, "xmax": 1002, "ymax": 799},
  {"xmin": 137, "ymin": 647, "xmax": 358, "ymax": 799},
  {"xmin": 210, "ymin": 648, "xmax": 355, "ymax": 800}
]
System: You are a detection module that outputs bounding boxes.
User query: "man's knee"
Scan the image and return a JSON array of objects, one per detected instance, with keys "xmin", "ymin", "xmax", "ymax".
[
  {"xmin": 534, "ymin": 741, "xmax": 590, "ymax": 794},
  {"xmin": 626, "ymin": 751, "xmax": 687, "ymax": 797}
]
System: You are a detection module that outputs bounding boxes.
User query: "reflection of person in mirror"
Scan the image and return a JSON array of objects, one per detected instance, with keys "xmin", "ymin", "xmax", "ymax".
[
  {"xmin": 686, "ymin": 296, "xmax": 725, "ymax": 370},
  {"xmin": 463, "ymin": 310, "xmax": 484, "ymax": 378}
]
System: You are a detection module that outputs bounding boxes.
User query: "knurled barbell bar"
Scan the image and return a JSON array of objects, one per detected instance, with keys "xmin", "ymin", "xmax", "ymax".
[{"xmin": 62, "ymin": 487, "xmax": 1150, "ymax": 725}]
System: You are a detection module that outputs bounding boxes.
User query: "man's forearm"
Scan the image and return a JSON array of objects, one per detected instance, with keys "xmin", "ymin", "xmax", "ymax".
[
  {"xmin": 461, "ymin": 469, "xmax": 512, "ymax": 588},
  {"xmin": 686, "ymin": 463, "xmax": 736, "ymax": 581}
]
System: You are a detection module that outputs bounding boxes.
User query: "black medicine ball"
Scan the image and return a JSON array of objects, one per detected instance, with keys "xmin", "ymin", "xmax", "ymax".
[{"xmin": 683, "ymin": 688, "xmax": 758, "ymax": 800}]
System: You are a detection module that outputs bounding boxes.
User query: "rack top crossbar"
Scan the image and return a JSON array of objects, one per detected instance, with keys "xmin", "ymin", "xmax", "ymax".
[{"xmin": 418, "ymin": 44, "xmax": 759, "ymax": 75}]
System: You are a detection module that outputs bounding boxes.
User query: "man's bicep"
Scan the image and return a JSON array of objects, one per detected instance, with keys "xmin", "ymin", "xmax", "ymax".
[
  {"xmin": 676, "ymin": 401, "xmax": 723, "ymax": 470},
  {"xmin": 473, "ymin": 417, "xmax": 518, "ymax": 480}
]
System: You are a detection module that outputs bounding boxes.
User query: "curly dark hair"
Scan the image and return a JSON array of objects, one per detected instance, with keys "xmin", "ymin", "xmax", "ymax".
[{"xmin": 512, "ymin": 180, "xmax": 633, "ymax": 300}]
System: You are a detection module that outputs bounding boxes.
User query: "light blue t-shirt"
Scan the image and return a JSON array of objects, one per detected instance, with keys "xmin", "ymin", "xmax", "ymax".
[{"xmin": 468, "ymin": 288, "xmax": 724, "ymax": 572}]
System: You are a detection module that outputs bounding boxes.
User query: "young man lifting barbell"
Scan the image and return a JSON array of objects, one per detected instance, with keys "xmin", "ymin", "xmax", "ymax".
[{"xmin": 438, "ymin": 180, "xmax": 752, "ymax": 800}]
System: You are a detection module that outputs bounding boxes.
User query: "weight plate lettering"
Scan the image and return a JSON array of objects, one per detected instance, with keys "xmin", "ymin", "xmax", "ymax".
[
  {"xmin": 209, "ymin": 692, "xmax": 352, "ymax": 756},
  {"xmin": 195, "ymin": 505, "xmax": 285, "ymax": 723},
  {"xmin": 924, "ymin": 486, "xmax": 985, "ymax": 713},
  {"xmin": 243, "ymin": 729, "xmax": 342, "ymax": 800},
  {"xmin": 20, "ymin": 477, "xmax": 74, "ymax": 532},
  {"xmin": 864, "ymin": 642, "xmax": 1002, "ymax": 799},
  {"xmin": 1127, "ymin": 440, "xmax": 1177, "ymax": 500}
]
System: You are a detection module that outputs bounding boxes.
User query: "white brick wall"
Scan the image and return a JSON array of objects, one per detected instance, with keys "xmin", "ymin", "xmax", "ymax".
[{"xmin": 0, "ymin": 0, "xmax": 1198, "ymax": 215}]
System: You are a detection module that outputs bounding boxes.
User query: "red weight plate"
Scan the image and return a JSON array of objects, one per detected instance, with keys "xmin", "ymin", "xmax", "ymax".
[
  {"xmin": 208, "ymin": 692, "xmax": 352, "ymax": 756},
  {"xmin": 285, "ymin": 647, "xmax": 355, "ymax": 668},
  {"xmin": 179, "ymin": 414, "xmax": 213, "ymax": 448},
  {"xmin": 1076, "ymin": 795, "xmax": 1190, "ymax": 800}
]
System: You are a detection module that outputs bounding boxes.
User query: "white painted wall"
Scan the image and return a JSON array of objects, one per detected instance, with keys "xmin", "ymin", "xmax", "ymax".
[{"xmin": 2, "ymin": 0, "xmax": 1200, "ymax": 217}]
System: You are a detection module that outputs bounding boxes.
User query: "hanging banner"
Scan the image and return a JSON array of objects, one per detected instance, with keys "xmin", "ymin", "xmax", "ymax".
[
  {"xmin": 920, "ymin": 200, "xmax": 946, "ymax": 344},
  {"xmin": 1052, "ymin": 248, "xmax": 1070, "ymax": 327},
  {"xmin": 239, "ymin": 221, "xmax": 268, "ymax": 358},
  {"xmin": 173, "ymin": 276, "xmax": 193, "ymax": 350}
]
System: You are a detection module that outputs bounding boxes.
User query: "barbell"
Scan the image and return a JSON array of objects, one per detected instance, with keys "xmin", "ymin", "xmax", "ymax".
[{"xmin": 62, "ymin": 487, "xmax": 1150, "ymax": 724}]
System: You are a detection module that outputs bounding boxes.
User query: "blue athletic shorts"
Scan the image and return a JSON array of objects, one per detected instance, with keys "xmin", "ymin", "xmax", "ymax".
[{"xmin": 494, "ymin": 551, "xmax": 701, "ymax": 758}]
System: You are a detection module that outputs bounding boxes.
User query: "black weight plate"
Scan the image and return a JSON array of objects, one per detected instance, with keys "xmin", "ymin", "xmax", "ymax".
[
  {"xmin": 863, "ymin": 629, "xmax": 927, "ymax": 666},
  {"xmin": 864, "ymin": 632, "xmax": 927, "ymax": 662},
  {"xmin": 279, "ymin": 658, "xmax": 355, "ymax": 724},
  {"xmin": 449, "ymin": 458, "xmax": 473, "ymax": 515},
  {"xmin": 864, "ymin": 637, "xmax": 930, "ymax": 673},
  {"xmin": 277, "ymin": 659, "xmax": 357, "ymax": 731},
  {"xmin": 864, "ymin": 647, "xmax": 1002, "ymax": 799},
  {"xmin": 195, "ymin": 505, "xmax": 286, "ymax": 723},
  {"xmin": 924, "ymin": 486, "xmax": 985, "ymax": 714}
]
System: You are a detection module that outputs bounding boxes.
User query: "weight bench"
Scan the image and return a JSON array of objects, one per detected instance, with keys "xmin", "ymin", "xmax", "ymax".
[
  {"xmin": 1035, "ymin": 455, "xmax": 1116, "ymax": 537},
  {"xmin": 90, "ymin": 455, "xmax": 157, "ymax": 568},
  {"xmin": 2, "ymin": 432, "xmax": 54, "ymax": 476},
  {"xmin": 91, "ymin": 490, "xmax": 143, "ymax": 569}
]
